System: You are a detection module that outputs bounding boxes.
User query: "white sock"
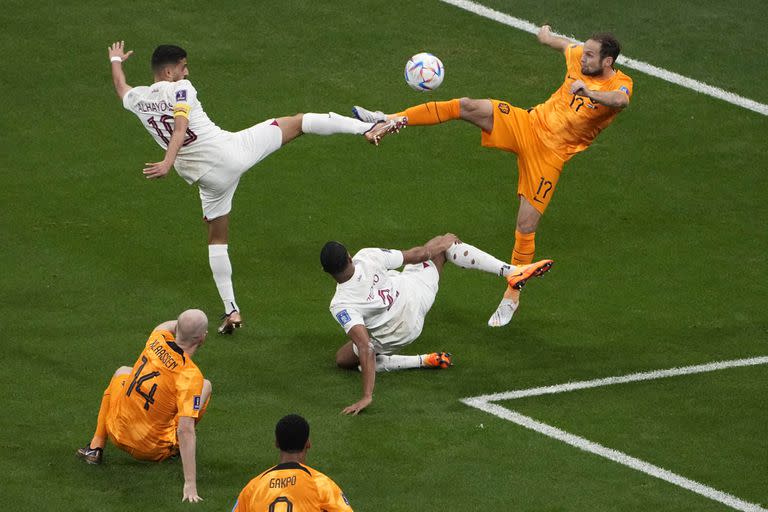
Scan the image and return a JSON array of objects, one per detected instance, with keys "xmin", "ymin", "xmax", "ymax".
[
  {"xmin": 445, "ymin": 242, "xmax": 513, "ymax": 276},
  {"xmin": 374, "ymin": 354, "xmax": 423, "ymax": 372},
  {"xmin": 208, "ymin": 244, "xmax": 239, "ymax": 313},
  {"xmin": 301, "ymin": 112, "xmax": 373, "ymax": 135}
]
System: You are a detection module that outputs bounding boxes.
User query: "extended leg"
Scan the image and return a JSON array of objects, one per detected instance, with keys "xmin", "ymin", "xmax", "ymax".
[
  {"xmin": 78, "ymin": 366, "xmax": 132, "ymax": 464},
  {"xmin": 336, "ymin": 341, "xmax": 451, "ymax": 372},
  {"xmin": 354, "ymin": 97, "xmax": 494, "ymax": 132},
  {"xmin": 273, "ymin": 112, "xmax": 404, "ymax": 147}
]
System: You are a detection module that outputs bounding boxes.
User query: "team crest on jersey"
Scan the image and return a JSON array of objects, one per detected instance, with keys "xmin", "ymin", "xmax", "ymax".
[
  {"xmin": 497, "ymin": 102, "xmax": 510, "ymax": 114},
  {"xmin": 336, "ymin": 309, "xmax": 352, "ymax": 326},
  {"xmin": 175, "ymin": 89, "xmax": 187, "ymax": 102},
  {"xmin": 193, "ymin": 395, "xmax": 201, "ymax": 410},
  {"xmin": 619, "ymin": 85, "xmax": 630, "ymax": 96}
]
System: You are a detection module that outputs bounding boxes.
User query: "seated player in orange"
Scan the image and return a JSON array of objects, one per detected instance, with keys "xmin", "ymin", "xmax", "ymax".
[
  {"xmin": 353, "ymin": 26, "xmax": 632, "ymax": 327},
  {"xmin": 77, "ymin": 309, "xmax": 211, "ymax": 503},
  {"xmin": 232, "ymin": 414, "xmax": 353, "ymax": 512}
]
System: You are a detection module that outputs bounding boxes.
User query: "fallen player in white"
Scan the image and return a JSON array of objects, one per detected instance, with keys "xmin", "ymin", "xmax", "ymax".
[{"xmin": 321, "ymin": 233, "xmax": 553, "ymax": 415}]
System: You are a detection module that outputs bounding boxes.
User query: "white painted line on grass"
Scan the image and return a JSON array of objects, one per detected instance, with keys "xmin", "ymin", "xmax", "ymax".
[
  {"xmin": 469, "ymin": 355, "xmax": 768, "ymax": 403},
  {"xmin": 463, "ymin": 399, "xmax": 767, "ymax": 512},
  {"xmin": 438, "ymin": 0, "xmax": 768, "ymax": 116},
  {"xmin": 461, "ymin": 356, "xmax": 768, "ymax": 512}
]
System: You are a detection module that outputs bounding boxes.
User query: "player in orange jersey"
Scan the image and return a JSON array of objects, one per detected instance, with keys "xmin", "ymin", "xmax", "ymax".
[
  {"xmin": 232, "ymin": 414, "xmax": 353, "ymax": 512},
  {"xmin": 76, "ymin": 309, "xmax": 211, "ymax": 503},
  {"xmin": 353, "ymin": 27, "xmax": 632, "ymax": 327}
]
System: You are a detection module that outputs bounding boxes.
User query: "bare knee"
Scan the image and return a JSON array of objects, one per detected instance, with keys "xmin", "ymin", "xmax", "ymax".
[
  {"xmin": 207, "ymin": 215, "xmax": 229, "ymax": 244},
  {"xmin": 202, "ymin": 379, "xmax": 212, "ymax": 400},
  {"xmin": 276, "ymin": 113, "xmax": 304, "ymax": 145},
  {"xmin": 516, "ymin": 197, "xmax": 542, "ymax": 233},
  {"xmin": 516, "ymin": 216, "xmax": 538, "ymax": 233},
  {"xmin": 336, "ymin": 342, "xmax": 359, "ymax": 370}
]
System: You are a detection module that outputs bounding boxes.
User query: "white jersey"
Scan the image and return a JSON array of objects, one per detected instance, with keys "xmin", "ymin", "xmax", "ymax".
[
  {"xmin": 122, "ymin": 80, "xmax": 225, "ymax": 183},
  {"xmin": 329, "ymin": 248, "xmax": 427, "ymax": 352}
]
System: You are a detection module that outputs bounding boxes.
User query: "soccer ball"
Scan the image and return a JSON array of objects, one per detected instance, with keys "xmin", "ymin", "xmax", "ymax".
[{"xmin": 404, "ymin": 53, "xmax": 444, "ymax": 92}]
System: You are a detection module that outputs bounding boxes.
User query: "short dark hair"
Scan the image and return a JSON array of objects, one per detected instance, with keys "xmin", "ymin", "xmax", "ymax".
[
  {"xmin": 320, "ymin": 241, "xmax": 349, "ymax": 275},
  {"xmin": 151, "ymin": 45, "xmax": 187, "ymax": 72},
  {"xmin": 590, "ymin": 32, "xmax": 621, "ymax": 64},
  {"xmin": 275, "ymin": 414, "xmax": 310, "ymax": 453}
]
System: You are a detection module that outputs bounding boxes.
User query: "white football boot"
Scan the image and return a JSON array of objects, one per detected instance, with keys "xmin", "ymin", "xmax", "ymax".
[
  {"xmin": 353, "ymin": 105, "xmax": 388, "ymax": 123},
  {"xmin": 487, "ymin": 297, "xmax": 519, "ymax": 327}
]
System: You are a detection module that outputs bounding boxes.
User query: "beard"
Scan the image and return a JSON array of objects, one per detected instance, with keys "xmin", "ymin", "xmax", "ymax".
[{"xmin": 581, "ymin": 65, "xmax": 603, "ymax": 77}]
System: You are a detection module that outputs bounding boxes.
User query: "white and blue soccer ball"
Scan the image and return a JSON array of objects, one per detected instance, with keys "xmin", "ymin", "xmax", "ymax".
[{"xmin": 404, "ymin": 52, "xmax": 444, "ymax": 92}]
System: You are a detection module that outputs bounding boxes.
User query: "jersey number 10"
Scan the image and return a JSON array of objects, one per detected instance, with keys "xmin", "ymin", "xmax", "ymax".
[{"xmin": 147, "ymin": 115, "xmax": 198, "ymax": 146}]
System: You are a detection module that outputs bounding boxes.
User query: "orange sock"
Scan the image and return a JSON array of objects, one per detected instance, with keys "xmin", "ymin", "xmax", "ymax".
[
  {"xmin": 504, "ymin": 230, "xmax": 536, "ymax": 298},
  {"xmin": 394, "ymin": 99, "xmax": 461, "ymax": 125},
  {"xmin": 512, "ymin": 230, "xmax": 536, "ymax": 266},
  {"xmin": 89, "ymin": 389, "xmax": 111, "ymax": 449}
]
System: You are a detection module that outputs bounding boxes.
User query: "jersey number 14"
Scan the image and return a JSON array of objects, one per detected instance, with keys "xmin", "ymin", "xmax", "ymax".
[{"xmin": 126, "ymin": 355, "xmax": 160, "ymax": 411}]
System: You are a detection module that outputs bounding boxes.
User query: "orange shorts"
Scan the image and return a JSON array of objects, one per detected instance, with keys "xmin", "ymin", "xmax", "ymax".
[
  {"xmin": 481, "ymin": 100, "xmax": 565, "ymax": 214},
  {"xmin": 104, "ymin": 375, "xmax": 178, "ymax": 462}
]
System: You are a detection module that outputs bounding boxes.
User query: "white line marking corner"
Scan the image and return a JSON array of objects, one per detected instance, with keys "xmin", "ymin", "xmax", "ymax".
[{"xmin": 461, "ymin": 356, "xmax": 768, "ymax": 512}]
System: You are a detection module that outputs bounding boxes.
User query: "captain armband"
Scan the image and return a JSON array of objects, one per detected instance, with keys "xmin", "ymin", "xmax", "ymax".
[{"xmin": 173, "ymin": 102, "xmax": 191, "ymax": 119}]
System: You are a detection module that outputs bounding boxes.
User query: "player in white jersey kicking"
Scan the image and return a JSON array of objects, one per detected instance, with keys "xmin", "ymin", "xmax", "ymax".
[
  {"xmin": 107, "ymin": 41, "xmax": 404, "ymax": 335},
  {"xmin": 321, "ymin": 233, "xmax": 553, "ymax": 415}
]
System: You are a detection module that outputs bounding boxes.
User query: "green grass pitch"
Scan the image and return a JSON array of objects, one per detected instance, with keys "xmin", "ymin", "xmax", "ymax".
[{"xmin": 1, "ymin": 1, "xmax": 766, "ymax": 510}]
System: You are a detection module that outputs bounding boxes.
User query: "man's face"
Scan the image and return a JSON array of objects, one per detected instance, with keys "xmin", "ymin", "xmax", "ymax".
[
  {"xmin": 168, "ymin": 58, "xmax": 189, "ymax": 81},
  {"xmin": 580, "ymin": 39, "xmax": 608, "ymax": 77}
]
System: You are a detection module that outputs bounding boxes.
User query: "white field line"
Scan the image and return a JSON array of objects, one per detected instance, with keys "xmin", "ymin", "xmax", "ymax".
[
  {"xmin": 460, "ymin": 356, "xmax": 768, "ymax": 512},
  {"xmin": 462, "ymin": 399, "xmax": 767, "ymax": 512},
  {"xmin": 469, "ymin": 356, "xmax": 768, "ymax": 403},
  {"xmin": 438, "ymin": 0, "xmax": 768, "ymax": 116}
]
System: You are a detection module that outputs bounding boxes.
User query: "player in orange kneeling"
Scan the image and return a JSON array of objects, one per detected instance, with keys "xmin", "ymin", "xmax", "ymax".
[
  {"xmin": 232, "ymin": 415, "xmax": 353, "ymax": 512},
  {"xmin": 77, "ymin": 309, "xmax": 212, "ymax": 503},
  {"xmin": 353, "ymin": 27, "xmax": 633, "ymax": 327}
]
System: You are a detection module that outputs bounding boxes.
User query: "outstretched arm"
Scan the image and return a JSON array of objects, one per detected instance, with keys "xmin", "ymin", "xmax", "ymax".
[
  {"xmin": 342, "ymin": 325, "xmax": 376, "ymax": 415},
  {"xmin": 537, "ymin": 25, "xmax": 571, "ymax": 52},
  {"xmin": 177, "ymin": 416, "xmax": 202, "ymax": 503},
  {"xmin": 143, "ymin": 114, "xmax": 189, "ymax": 179},
  {"xmin": 108, "ymin": 41, "xmax": 134, "ymax": 99},
  {"xmin": 401, "ymin": 233, "xmax": 459, "ymax": 265}
]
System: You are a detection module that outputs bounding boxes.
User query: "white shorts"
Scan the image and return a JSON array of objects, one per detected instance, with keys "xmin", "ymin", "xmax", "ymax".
[
  {"xmin": 355, "ymin": 261, "xmax": 441, "ymax": 356},
  {"xmin": 197, "ymin": 119, "xmax": 283, "ymax": 220},
  {"xmin": 400, "ymin": 261, "xmax": 440, "ymax": 319}
]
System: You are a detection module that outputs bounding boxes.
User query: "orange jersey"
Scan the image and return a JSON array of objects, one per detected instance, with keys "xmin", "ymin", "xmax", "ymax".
[
  {"xmin": 531, "ymin": 44, "xmax": 633, "ymax": 160},
  {"xmin": 107, "ymin": 329, "xmax": 204, "ymax": 453},
  {"xmin": 233, "ymin": 462, "xmax": 353, "ymax": 512}
]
